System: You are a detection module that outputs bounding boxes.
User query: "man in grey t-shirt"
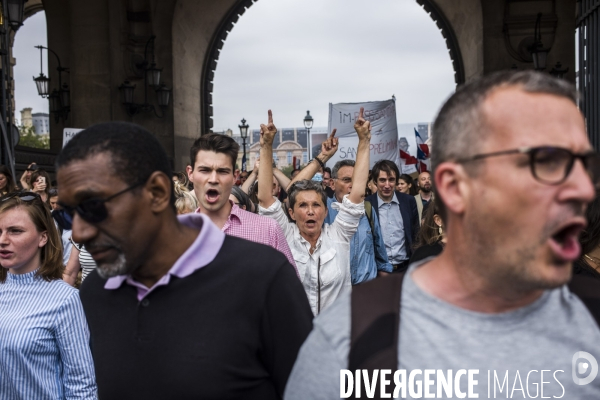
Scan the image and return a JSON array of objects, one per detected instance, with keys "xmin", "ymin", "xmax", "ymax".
[{"xmin": 285, "ymin": 71, "xmax": 600, "ymax": 399}]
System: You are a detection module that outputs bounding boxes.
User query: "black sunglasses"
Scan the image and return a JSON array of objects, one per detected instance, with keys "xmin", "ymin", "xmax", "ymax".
[
  {"xmin": 59, "ymin": 183, "xmax": 142, "ymax": 224},
  {"xmin": 456, "ymin": 146, "xmax": 600, "ymax": 187},
  {"xmin": 0, "ymin": 191, "xmax": 43, "ymax": 203}
]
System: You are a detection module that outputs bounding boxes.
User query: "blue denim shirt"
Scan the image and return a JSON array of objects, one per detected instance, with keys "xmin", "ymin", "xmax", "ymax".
[{"xmin": 324, "ymin": 197, "xmax": 393, "ymax": 284}]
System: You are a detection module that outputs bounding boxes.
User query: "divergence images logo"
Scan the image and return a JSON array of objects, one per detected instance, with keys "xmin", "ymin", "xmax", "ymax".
[{"xmin": 572, "ymin": 351, "xmax": 598, "ymax": 386}]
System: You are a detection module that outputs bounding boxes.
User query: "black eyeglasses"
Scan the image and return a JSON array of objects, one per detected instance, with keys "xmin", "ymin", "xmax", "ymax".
[
  {"xmin": 456, "ymin": 146, "xmax": 600, "ymax": 186},
  {"xmin": 59, "ymin": 183, "xmax": 142, "ymax": 224},
  {"xmin": 0, "ymin": 191, "xmax": 43, "ymax": 203}
]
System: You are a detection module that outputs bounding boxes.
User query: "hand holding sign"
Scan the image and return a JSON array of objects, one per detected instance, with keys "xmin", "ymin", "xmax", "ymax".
[
  {"xmin": 260, "ymin": 110, "xmax": 278, "ymax": 147},
  {"xmin": 353, "ymin": 107, "xmax": 372, "ymax": 141}
]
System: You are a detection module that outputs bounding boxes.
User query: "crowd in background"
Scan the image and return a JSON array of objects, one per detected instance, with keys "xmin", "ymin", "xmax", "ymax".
[{"xmin": 1, "ymin": 70, "xmax": 600, "ymax": 399}]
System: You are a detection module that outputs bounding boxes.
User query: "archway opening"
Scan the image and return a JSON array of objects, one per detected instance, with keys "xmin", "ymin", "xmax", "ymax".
[
  {"xmin": 209, "ymin": 0, "xmax": 457, "ymax": 170},
  {"xmin": 13, "ymin": 10, "xmax": 49, "ymax": 149}
]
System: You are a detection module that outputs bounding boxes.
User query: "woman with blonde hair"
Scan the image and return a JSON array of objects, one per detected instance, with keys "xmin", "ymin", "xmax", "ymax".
[
  {"xmin": 174, "ymin": 179, "xmax": 198, "ymax": 214},
  {"xmin": 0, "ymin": 192, "xmax": 97, "ymax": 399}
]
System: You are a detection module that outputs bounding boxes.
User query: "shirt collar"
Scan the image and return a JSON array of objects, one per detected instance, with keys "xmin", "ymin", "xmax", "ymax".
[
  {"xmin": 377, "ymin": 191, "xmax": 399, "ymax": 207},
  {"xmin": 195, "ymin": 200, "xmax": 240, "ymax": 229},
  {"xmin": 104, "ymin": 213, "xmax": 225, "ymax": 290}
]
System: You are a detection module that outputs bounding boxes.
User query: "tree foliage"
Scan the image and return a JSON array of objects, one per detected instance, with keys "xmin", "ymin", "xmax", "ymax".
[{"xmin": 18, "ymin": 125, "xmax": 49, "ymax": 149}]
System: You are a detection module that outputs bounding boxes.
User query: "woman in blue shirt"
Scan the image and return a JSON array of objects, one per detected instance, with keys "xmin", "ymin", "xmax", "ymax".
[{"xmin": 0, "ymin": 191, "xmax": 97, "ymax": 399}]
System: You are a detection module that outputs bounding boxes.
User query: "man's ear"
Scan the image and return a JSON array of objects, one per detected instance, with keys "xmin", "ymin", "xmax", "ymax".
[
  {"xmin": 146, "ymin": 171, "xmax": 172, "ymax": 213},
  {"xmin": 186, "ymin": 165, "xmax": 194, "ymax": 183},
  {"xmin": 434, "ymin": 162, "xmax": 469, "ymax": 216}
]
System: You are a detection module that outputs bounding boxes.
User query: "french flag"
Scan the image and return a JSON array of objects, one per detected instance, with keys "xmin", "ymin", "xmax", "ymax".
[
  {"xmin": 399, "ymin": 148, "xmax": 418, "ymax": 175},
  {"xmin": 415, "ymin": 128, "xmax": 431, "ymax": 173}
]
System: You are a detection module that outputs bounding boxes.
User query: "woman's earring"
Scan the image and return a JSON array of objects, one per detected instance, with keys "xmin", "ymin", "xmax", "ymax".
[{"xmin": 438, "ymin": 225, "xmax": 443, "ymax": 236}]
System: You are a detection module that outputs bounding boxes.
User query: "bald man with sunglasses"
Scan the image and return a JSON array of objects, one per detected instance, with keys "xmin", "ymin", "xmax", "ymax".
[{"xmin": 56, "ymin": 122, "xmax": 312, "ymax": 400}]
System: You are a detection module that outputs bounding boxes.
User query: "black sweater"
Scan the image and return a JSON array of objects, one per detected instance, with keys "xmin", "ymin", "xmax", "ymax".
[{"xmin": 80, "ymin": 236, "xmax": 313, "ymax": 400}]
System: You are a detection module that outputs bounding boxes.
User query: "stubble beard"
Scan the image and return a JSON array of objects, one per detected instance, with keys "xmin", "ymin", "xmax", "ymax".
[
  {"xmin": 96, "ymin": 252, "xmax": 130, "ymax": 279},
  {"xmin": 465, "ymin": 209, "xmax": 568, "ymax": 297}
]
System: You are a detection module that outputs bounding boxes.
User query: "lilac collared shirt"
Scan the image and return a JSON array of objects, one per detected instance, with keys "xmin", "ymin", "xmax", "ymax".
[{"xmin": 104, "ymin": 213, "xmax": 225, "ymax": 301}]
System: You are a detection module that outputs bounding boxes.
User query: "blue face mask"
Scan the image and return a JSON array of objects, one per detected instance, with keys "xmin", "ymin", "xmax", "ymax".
[{"xmin": 312, "ymin": 173, "xmax": 323, "ymax": 182}]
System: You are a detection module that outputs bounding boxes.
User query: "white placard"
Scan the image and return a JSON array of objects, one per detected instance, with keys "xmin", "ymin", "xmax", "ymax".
[
  {"xmin": 325, "ymin": 99, "xmax": 399, "ymax": 168},
  {"xmin": 63, "ymin": 128, "xmax": 83, "ymax": 148}
]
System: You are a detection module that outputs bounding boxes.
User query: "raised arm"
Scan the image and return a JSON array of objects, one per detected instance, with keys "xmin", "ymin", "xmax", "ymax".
[
  {"xmin": 258, "ymin": 110, "xmax": 278, "ymax": 208},
  {"xmin": 241, "ymin": 159, "xmax": 259, "ymax": 194},
  {"xmin": 348, "ymin": 107, "xmax": 371, "ymax": 204},
  {"xmin": 273, "ymin": 167, "xmax": 291, "ymax": 192},
  {"xmin": 286, "ymin": 129, "xmax": 338, "ymax": 190}
]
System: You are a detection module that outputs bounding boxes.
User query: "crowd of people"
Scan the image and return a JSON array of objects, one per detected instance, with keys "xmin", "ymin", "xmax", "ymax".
[{"xmin": 1, "ymin": 70, "xmax": 600, "ymax": 399}]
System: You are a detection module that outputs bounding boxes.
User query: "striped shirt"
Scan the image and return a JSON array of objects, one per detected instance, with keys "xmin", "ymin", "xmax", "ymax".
[{"xmin": 0, "ymin": 269, "xmax": 97, "ymax": 399}]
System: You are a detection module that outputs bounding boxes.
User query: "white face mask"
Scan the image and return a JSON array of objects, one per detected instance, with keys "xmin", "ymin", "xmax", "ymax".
[{"xmin": 312, "ymin": 173, "xmax": 323, "ymax": 182}]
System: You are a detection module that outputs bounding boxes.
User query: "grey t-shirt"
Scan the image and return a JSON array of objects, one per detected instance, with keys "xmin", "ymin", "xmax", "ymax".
[{"xmin": 285, "ymin": 265, "xmax": 600, "ymax": 399}]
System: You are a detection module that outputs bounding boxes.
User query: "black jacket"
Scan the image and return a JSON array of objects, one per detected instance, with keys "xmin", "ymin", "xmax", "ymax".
[{"xmin": 365, "ymin": 191, "xmax": 419, "ymax": 258}]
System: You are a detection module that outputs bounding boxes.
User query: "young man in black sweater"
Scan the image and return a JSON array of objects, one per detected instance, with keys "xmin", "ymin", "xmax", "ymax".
[{"xmin": 56, "ymin": 122, "xmax": 313, "ymax": 400}]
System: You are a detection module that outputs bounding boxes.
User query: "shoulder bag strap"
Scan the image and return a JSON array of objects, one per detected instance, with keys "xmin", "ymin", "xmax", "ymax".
[{"xmin": 348, "ymin": 273, "xmax": 405, "ymax": 398}]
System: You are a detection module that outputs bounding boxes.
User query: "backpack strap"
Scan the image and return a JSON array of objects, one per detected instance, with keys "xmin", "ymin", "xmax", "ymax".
[
  {"xmin": 348, "ymin": 273, "xmax": 405, "ymax": 398},
  {"xmin": 364, "ymin": 200, "xmax": 375, "ymax": 233},
  {"xmin": 569, "ymin": 274, "xmax": 600, "ymax": 328}
]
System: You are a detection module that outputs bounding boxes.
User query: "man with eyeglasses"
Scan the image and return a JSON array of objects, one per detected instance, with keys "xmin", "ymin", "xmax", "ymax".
[
  {"xmin": 285, "ymin": 71, "xmax": 600, "ymax": 399},
  {"xmin": 56, "ymin": 122, "xmax": 313, "ymax": 399}
]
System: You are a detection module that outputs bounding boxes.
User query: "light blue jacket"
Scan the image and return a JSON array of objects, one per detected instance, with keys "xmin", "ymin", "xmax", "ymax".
[{"xmin": 324, "ymin": 197, "xmax": 393, "ymax": 284}]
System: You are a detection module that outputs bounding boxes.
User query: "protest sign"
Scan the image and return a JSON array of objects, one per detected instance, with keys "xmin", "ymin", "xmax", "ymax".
[{"xmin": 326, "ymin": 99, "xmax": 399, "ymax": 168}]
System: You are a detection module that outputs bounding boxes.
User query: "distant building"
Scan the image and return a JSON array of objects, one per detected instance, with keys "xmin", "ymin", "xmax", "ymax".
[
  {"xmin": 20, "ymin": 108, "xmax": 33, "ymax": 128},
  {"xmin": 248, "ymin": 127, "xmax": 316, "ymax": 170},
  {"xmin": 20, "ymin": 108, "xmax": 49, "ymax": 136},
  {"xmin": 32, "ymin": 113, "xmax": 50, "ymax": 136}
]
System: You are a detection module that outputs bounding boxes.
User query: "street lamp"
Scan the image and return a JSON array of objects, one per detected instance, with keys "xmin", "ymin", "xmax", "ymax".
[
  {"xmin": 6, "ymin": 0, "xmax": 27, "ymax": 31},
  {"xmin": 117, "ymin": 36, "xmax": 171, "ymax": 118},
  {"xmin": 529, "ymin": 13, "xmax": 549, "ymax": 71},
  {"xmin": 550, "ymin": 62, "xmax": 569, "ymax": 79},
  {"xmin": 239, "ymin": 118, "xmax": 249, "ymax": 171},
  {"xmin": 33, "ymin": 45, "xmax": 70, "ymax": 123},
  {"xmin": 303, "ymin": 110, "xmax": 313, "ymax": 159}
]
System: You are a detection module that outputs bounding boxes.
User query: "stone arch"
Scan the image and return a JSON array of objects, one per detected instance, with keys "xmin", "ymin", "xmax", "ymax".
[{"xmin": 172, "ymin": 0, "xmax": 483, "ymax": 170}]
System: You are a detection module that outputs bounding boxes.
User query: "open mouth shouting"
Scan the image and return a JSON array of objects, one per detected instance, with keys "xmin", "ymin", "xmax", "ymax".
[
  {"xmin": 205, "ymin": 188, "xmax": 221, "ymax": 205},
  {"xmin": 304, "ymin": 219, "xmax": 318, "ymax": 230},
  {"xmin": 547, "ymin": 219, "xmax": 586, "ymax": 262}
]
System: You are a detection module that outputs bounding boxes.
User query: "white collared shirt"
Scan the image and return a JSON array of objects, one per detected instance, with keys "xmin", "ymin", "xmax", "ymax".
[{"xmin": 259, "ymin": 195, "xmax": 364, "ymax": 315}]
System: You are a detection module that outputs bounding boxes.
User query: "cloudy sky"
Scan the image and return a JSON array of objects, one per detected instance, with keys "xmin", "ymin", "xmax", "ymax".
[
  {"xmin": 212, "ymin": 0, "xmax": 456, "ymax": 133},
  {"xmin": 13, "ymin": 11, "xmax": 48, "ymax": 121},
  {"xmin": 12, "ymin": 0, "xmax": 456, "ymax": 143}
]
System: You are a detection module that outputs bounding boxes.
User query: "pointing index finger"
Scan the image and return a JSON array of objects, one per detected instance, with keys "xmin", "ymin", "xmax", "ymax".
[
  {"xmin": 359, "ymin": 107, "xmax": 365, "ymax": 120},
  {"xmin": 330, "ymin": 128, "xmax": 337, "ymax": 138},
  {"xmin": 268, "ymin": 109, "xmax": 273, "ymax": 124}
]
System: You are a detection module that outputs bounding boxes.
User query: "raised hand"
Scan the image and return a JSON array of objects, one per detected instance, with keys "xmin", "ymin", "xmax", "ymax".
[
  {"xmin": 320, "ymin": 129, "xmax": 339, "ymax": 160},
  {"xmin": 354, "ymin": 107, "xmax": 371, "ymax": 141},
  {"xmin": 260, "ymin": 110, "xmax": 277, "ymax": 147}
]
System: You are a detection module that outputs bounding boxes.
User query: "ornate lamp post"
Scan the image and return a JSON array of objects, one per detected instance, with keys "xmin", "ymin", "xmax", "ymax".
[
  {"xmin": 303, "ymin": 110, "xmax": 313, "ymax": 159},
  {"xmin": 238, "ymin": 118, "xmax": 249, "ymax": 171}
]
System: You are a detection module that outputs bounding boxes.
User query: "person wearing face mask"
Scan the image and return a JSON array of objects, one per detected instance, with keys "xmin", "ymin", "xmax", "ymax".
[{"xmin": 258, "ymin": 108, "xmax": 371, "ymax": 315}]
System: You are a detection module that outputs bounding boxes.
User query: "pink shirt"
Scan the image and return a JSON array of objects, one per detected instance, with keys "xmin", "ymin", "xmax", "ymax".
[{"xmin": 197, "ymin": 202, "xmax": 298, "ymax": 275}]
